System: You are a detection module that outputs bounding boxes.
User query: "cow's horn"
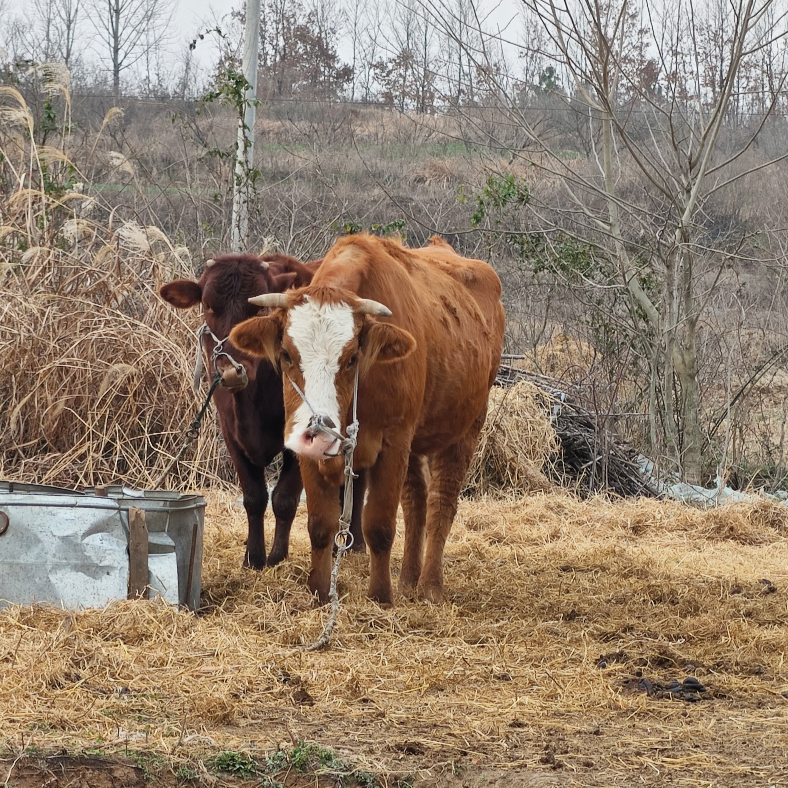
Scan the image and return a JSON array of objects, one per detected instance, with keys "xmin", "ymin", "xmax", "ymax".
[
  {"xmin": 258, "ymin": 258, "xmax": 269, "ymax": 270},
  {"xmin": 356, "ymin": 298, "xmax": 392, "ymax": 317},
  {"xmin": 205, "ymin": 258, "xmax": 215, "ymax": 267},
  {"xmin": 249, "ymin": 293, "xmax": 289, "ymax": 308}
]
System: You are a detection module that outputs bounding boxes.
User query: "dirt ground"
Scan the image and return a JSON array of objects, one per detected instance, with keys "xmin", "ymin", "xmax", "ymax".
[{"xmin": 2, "ymin": 491, "xmax": 788, "ymax": 787}]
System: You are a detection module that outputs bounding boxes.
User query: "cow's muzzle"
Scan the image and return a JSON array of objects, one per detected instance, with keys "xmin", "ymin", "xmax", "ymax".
[
  {"xmin": 287, "ymin": 416, "xmax": 342, "ymax": 458},
  {"xmin": 218, "ymin": 361, "xmax": 249, "ymax": 392}
]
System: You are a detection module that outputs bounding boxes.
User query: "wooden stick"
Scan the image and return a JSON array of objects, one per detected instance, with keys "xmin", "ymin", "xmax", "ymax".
[{"xmin": 127, "ymin": 507, "xmax": 149, "ymax": 600}]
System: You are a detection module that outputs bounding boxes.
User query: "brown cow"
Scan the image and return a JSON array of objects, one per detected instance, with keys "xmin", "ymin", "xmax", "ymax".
[
  {"xmin": 160, "ymin": 253, "xmax": 365, "ymax": 570},
  {"xmin": 230, "ymin": 235, "xmax": 504, "ymax": 604}
]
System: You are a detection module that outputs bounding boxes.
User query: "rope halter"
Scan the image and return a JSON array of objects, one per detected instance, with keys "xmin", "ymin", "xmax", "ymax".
[
  {"xmin": 288, "ymin": 365, "xmax": 360, "ymax": 543},
  {"xmin": 194, "ymin": 322, "xmax": 248, "ymax": 391}
]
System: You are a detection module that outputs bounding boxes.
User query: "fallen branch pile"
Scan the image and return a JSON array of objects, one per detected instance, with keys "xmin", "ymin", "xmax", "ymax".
[{"xmin": 496, "ymin": 364, "xmax": 660, "ymax": 498}]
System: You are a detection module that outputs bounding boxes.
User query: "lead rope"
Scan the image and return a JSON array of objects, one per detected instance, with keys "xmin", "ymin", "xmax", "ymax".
[{"xmin": 305, "ymin": 366, "xmax": 360, "ymax": 651}]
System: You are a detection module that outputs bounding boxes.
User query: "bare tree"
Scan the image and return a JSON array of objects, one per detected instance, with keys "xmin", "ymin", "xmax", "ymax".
[
  {"xmin": 88, "ymin": 0, "xmax": 174, "ymax": 98},
  {"xmin": 51, "ymin": 0, "xmax": 82, "ymax": 67},
  {"xmin": 373, "ymin": 0, "xmax": 438, "ymax": 111},
  {"xmin": 351, "ymin": 0, "xmax": 386, "ymax": 101},
  {"xmin": 31, "ymin": 0, "xmax": 60, "ymax": 61},
  {"xmin": 417, "ymin": 0, "xmax": 788, "ymax": 483}
]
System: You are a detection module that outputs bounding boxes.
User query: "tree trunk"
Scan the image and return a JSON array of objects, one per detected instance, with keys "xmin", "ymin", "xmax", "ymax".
[
  {"xmin": 675, "ymin": 336, "xmax": 703, "ymax": 485},
  {"xmin": 231, "ymin": 0, "xmax": 261, "ymax": 252}
]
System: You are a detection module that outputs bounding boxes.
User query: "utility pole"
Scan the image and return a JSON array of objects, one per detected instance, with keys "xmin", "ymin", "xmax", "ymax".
[{"xmin": 231, "ymin": 0, "xmax": 261, "ymax": 252}]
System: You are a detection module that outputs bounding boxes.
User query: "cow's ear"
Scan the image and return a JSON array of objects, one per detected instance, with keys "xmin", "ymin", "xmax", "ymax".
[
  {"xmin": 159, "ymin": 280, "xmax": 202, "ymax": 308},
  {"xmin": 360, "ymin": 320, "xmax": 416, "ymax": 374},
  {"xmin": 271, "ymin": 271, "xmax": 298, "ymax": 292},
  {"xmin": 230, "ymin": 314, "xmax": 282, "ymax": 366}
]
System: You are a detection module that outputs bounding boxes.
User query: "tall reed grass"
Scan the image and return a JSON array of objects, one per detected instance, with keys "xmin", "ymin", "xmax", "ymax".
[{"xmin": 0, "ymin": 81, "xmax": 233, "ymax": 490}]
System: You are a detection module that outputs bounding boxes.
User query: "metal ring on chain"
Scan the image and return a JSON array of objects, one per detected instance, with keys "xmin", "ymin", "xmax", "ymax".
[
  {"xmin": 334, "ymin": 530, "xmax": 354, "ymax": 550},
  {"xmin": 0, "ymin": 511, "xmax": 9, "ymax": 536}
]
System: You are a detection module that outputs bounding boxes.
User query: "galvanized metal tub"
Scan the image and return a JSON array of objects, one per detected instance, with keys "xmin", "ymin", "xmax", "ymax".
[{"xmin": 0, "ymin": 481, "xmax": 205, "ymax": 610}]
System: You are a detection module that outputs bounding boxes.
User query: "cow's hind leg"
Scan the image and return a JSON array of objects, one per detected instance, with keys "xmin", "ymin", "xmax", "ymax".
[
  {"xmin": 398, "ymin": 453, "xmax": 428, "ymax": 597},
  {"xmin": 418, "ymin": 409, "xmax": 486, "ymax": 603},
  {"xmin": 268, "ymin": 449, "xmax": 303, "ymax": 566}
]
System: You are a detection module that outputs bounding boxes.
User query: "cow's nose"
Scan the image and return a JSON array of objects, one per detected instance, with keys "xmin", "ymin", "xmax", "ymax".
[
  {"xmin": 306, "ymin": 414, "xmax": 336, "ymax": 437},
  {"xmin": 218, "ymin": 361, "xmax": 249, "ymax": 391}
]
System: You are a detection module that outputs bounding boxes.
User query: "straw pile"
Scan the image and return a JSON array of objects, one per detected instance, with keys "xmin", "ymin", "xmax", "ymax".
[
  {"xmin": 1, "ymin": 491, "xmax": 787, "ymax": 786},
  {"xmin": 465, "ymin": 380, "xmax": 558, "ymax": 496}
]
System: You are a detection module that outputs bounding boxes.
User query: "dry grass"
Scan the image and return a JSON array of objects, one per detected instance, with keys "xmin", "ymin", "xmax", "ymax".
[
  {"xmin": 466, "ymin": 380, "xmax": 558, "ymax": 496},
  {"xmin": 1, "ymin": 491, "xmax": 787, "ymax": 786},
  {"xmin": 0, "ymin": 247, "xmax": 232, "ymax": 489}
]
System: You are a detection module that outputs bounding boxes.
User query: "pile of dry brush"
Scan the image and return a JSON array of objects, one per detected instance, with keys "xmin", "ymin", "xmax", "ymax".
[{"xmin": 468, "ymin": 367, "xmax": 660, "ymax": 498}]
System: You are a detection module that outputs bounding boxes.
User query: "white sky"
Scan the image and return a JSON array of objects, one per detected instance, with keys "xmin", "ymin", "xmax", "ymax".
[
  {"xmin": 171, "ymin": 0, "xmax": 232, "ymax": 72},
  {"xmin": 173, "ymin": 0, "xmax": 232, "ymax": 39}
]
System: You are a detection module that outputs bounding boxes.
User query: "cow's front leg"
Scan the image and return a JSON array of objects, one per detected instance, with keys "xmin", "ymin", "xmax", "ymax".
[
  {"xmin": 225, "ymin": 441, "xmax": 268, "ymax": 570},
  {"xmin": 302, "ymin": 460, "xmax": 341, "ymax": 602},
  {"xmin": 364, "ymin": 442, "xmax": 410, "ymax": 605},
  {"xmin": 268, "ymin": 449, "xmax": 303, "ymax": 566}
]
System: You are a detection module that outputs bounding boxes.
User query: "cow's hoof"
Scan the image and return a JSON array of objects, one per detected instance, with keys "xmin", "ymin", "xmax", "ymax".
[
  {"xmin": 398, "ymin": 578, "xmax": 418, "ymax": 600},
  {"xmin": 311, "ymin": 590, "xmax": 330, "ymax": 607},
  {"xmin": 368, "ymin": 586, "xmax": 394, "ymax": 607},
  {"xmin": 417, "ymin": 583, "xmax": 444, "ymax": 604},
  {"xmin": 398, "ymin": 570, "xmax": 420, "ymax": 592},
  {"xmin": 243, "ymin": 552, "xmax": 267, "ymax": 571},
  {"xmin": 308, "ymin": 574, "xmax": 330, "ymax": 605},
  {"xmin": 266, "ymin": 550, "xmax": 287, "ymax": 567}
]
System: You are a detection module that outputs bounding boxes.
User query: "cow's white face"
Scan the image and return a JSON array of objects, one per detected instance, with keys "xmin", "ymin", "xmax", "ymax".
[
  {"xmin": 228, "ymin": 288, "xmax": 417, "ymax": 461},
  {"xmin": 284, "ymin": 299, "xmax": 357, "ymax": 458}
]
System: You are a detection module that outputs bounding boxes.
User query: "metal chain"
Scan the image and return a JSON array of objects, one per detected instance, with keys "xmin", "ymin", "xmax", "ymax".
[
  {"xmin": 197, "ymin": 322, "xmax": 247, "ymax": 388},
  {"xmin": 155, "ymin": 323, "xmax": 234, "ymax": 489},
  {"xmin": 304, "ymin": 367, "xmax": 360, "ymax": 650},
  {"xmin": 152, "ymin": 372, "xmax": 222, "ymax": 489}
]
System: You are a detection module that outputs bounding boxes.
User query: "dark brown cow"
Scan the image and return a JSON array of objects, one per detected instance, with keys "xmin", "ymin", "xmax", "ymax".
[
  {"xmin": 230, "ymin": 235, "xmax": 505, "ymax": 604},
  {"xmin": 160, "ymin": 253, "xmax": 365, "ymax": 570}
]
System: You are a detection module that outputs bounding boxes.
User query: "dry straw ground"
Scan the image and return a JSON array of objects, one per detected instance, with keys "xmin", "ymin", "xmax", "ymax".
[{"xmin": 2, "ymin": 490, "xmax": 788, "ymax": 787}]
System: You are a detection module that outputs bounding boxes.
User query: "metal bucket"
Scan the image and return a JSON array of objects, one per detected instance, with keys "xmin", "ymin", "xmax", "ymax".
[{"xmin": 0, "ymin": 481, "xmax": 205, "ymax": 610}]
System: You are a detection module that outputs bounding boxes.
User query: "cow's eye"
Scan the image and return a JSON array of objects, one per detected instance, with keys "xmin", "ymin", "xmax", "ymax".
[
  {"xmin": 281, "ymin": 349, "xmax": 292, "ymax": 365},
  {"xmin": 347, "ymin": 353, "xmax": 358, "ymax": 369}
]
